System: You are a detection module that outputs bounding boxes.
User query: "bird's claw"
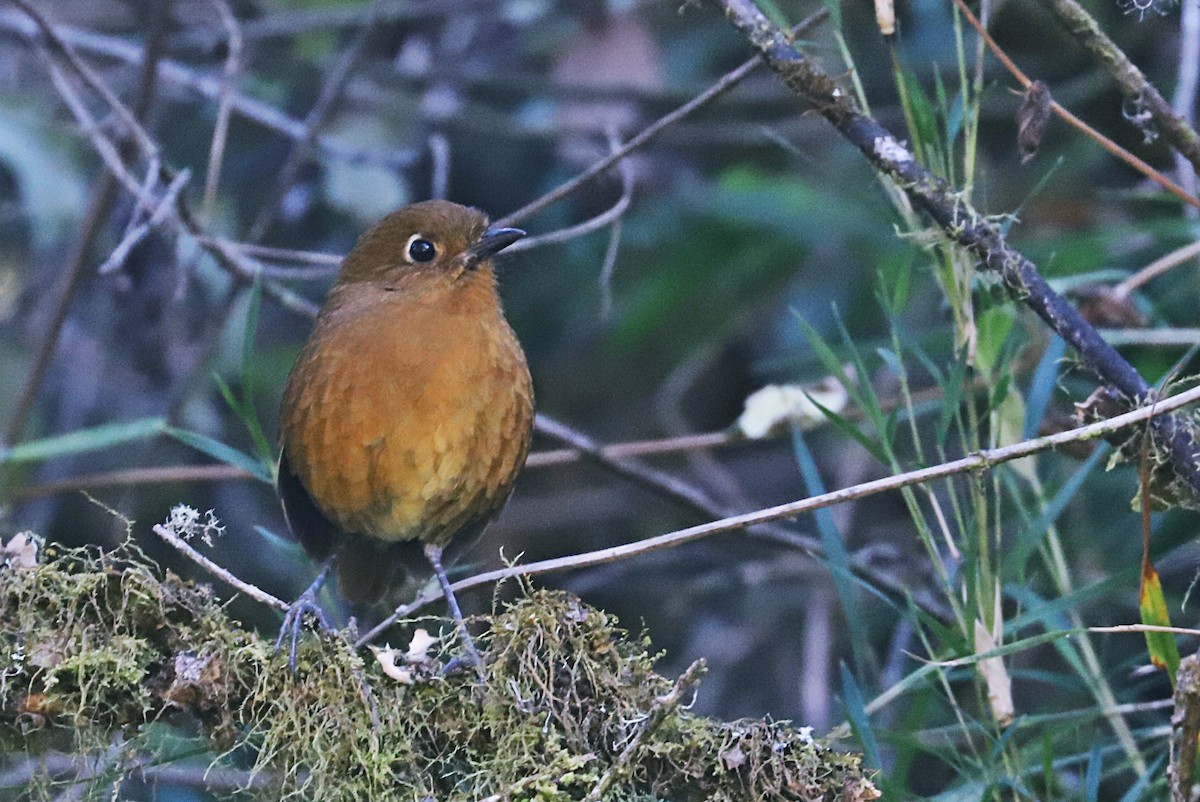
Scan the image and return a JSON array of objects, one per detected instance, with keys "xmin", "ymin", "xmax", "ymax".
[
  {"xmin": 274, "ymin": 587, "xmax": 335, "ymax": 674},
  {"xmin": 442, "ymin": 646, "xmax": 485, "ymax": 679}
]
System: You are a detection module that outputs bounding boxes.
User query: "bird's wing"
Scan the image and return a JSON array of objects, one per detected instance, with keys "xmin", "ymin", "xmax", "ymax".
[{"xmin": 277, "ymin": 448, "xmax": 340, "ymax": 563}]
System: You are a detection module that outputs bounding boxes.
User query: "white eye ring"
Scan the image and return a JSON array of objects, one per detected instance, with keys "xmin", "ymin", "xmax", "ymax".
[{"xmin": 404, "ymin": 233, "xmax": 437, "ymax": 263}]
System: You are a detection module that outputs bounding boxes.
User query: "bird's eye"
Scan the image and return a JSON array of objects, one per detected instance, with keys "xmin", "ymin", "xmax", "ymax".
[{"xmin": 407, "ymin": 238, "xmax": 437, "ymax": 263}]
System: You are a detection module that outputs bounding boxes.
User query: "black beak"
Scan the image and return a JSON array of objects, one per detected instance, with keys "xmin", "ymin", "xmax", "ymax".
[{"xmin": 468, "ymin": 227, "xmax": 526, "ymax": 263}]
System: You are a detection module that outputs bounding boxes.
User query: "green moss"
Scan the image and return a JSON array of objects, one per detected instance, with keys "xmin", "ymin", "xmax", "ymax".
[{"xmin": 1, "ymin": 540, "xmax": 877, "ymax": 801}]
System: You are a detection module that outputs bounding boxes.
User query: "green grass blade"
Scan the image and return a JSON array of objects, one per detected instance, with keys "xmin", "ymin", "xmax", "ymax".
[
  {"xmin": 792, "ymin": 424, "xmax": 871, "ymax": 676},
  {"xmin": 164, "ymin": 426, "xmax": 273, "ymax": 484},
  {"xmin": 1023, "ymin": 336, "xmax": 1065, "ymax": 439},
  {"xmin": 0, "ymin": 418, "xmax": 168, "ymax": 464},
  {"xmin": 839, "ymin": 661, "xmax": 880, "ymax": 770}
]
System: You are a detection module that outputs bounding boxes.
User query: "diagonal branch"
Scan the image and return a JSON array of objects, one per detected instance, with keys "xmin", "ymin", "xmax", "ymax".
[{"xmin": 712, "ymin": 0, "xmax": 1200, "ymax": 500}]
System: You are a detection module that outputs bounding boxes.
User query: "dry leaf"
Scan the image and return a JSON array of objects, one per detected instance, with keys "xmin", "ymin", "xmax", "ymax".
[
  {"xmin": 370, "ymin": 645, "xmax": 414, "ymax": 684},
  {"xmin": 1017, "ymin": 80, "xmax": 1052, "ymax": 164},
  {"xmin": 737, "ymin": 379, "xmax": 849, "ymax": 439}
]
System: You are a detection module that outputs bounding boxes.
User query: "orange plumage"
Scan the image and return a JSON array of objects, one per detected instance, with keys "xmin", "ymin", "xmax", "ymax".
[{"xmin": 277, "ymin": 201, "xmax": 533, "ymax": 612}]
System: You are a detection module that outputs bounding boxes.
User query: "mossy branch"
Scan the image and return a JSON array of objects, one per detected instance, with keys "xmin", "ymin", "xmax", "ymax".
[{"xmin": 1, "ymin": 543, "xmax": 876, "ymax": 801}]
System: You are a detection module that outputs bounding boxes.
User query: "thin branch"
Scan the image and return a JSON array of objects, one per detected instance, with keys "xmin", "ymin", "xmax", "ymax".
[
  {"xmin": 506, "ymin": 131, "xmax": 635, "ymax": 253},
  {"xmin": 35, "ymin": 49, "xmax": 148, "ymax": 199},
  {"xmin": 953, "ymin": 0, "xmax": 1200, "ymax": 210},
  {"xmin": 1098, "ymin": 329, "xmax": 1200, "ymax": 347},
  {"xmin": 429, "ymin": 131, "xmax": 450, "ymax": 200},
  {"xmin": 534, "ymin": 414, "xmax": 733, "ymax": 517},
  {"xmin": 97, "ymin": 168, "xmax": 191, "ymax": 274},
  {"xmin": 1031, "ymin": 0, "xmax": 1200, "ymax": 175},
  {"xmin": 4, "ymin": 1, "xmax": 167, "ymax": 446},
  {"xmin": 1174, "ymin": 0, "xmax": 1200, "ymax": 203},
  {"xmin": 213, "ymin": 242, "xmax": 341, "ymax": 266},
  {"xmin": 527, "ymin": 431, "xmax": 734, "ymax": 468},
  {"xmin": 494, "ymin": 6, "xmax": 830, "ymax": 229},
  {"xmin": 4, "ymin": 178, "xmax": 112, "ymax": 446},
  {"xmin": 201, "ymin": 0, "xmax": 242, "ymax": 220},
  {"xmin": 533, "ymin": 414, "xmax": 818, "ymax": 554},
  {"xmin": 151, "ymin": 523, "xmax": 287, "ymax": 611},
  {"xmin": 714, "ymin": 0, "xmax": 1200, "ymax": 498},
  {"xmin": 1113, "ymin": 239, "xmax": 1200, "ymax": 299},
  {"xmin": 10, "ymin": 464, "xmax": 252, "ymax": 501},
  {"xmin": 355, "ymin": 382, "xmax": 1200, "ymax": 646},
  {"xmin": 176, "ymin": 207, "xmax": 322, "ymax": 318},
  {"xmin": 175, "ymin": 0, "xmax": 498, "ymax": 50},
  {"xmin": 598, "ymin": 216, "xmax": 623, "ymax": 320}
]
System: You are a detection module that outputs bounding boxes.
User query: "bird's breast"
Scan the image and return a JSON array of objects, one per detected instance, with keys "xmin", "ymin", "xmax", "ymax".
[{"xmin": 280, "ymin": 281, "xmax": 533, "ymax": 545}]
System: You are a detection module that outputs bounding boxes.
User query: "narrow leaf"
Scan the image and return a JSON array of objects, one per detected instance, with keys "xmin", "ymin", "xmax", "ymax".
[
  {"xmin": 1140, "ymin": 560, "xmax": 1180, "ymax": 684},
  {"xmin": 1141, "ymin": 446, "xmax": 1180, "ymax": 684},
  {"xmin": 165, "ymin": 426, "xmax": 273, "ymax": 484},
  {"xmin": 839, "ymin": 661, "xmax": 880, "ymax": 769},
  {"xmin": 1, "ymin": 418, "xmax": 168, "ymax": 464},
  {"xmin": 792, "ymin": 425, "xmax": 870, "ymax": 675}
]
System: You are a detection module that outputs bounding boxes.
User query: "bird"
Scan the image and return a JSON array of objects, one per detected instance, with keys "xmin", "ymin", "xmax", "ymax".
[{"xmin": 274, "ymin": 200, "xmax": 534, "ymax": 671}]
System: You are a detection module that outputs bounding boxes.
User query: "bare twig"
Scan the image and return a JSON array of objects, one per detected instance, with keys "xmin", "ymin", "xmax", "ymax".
[
  {"xmin": 182, "ymin": 217, "xmax": 322, "ymax": 318},
  {"xmin": 506, "ymin": 131, "xmax": 635, "ymax": 253},
  {"xmin": 1174, "ymin": 0, "xmax": 1200, "ymax": 203},
  {"xmin": 176, "ymin": 0, "xmax": 497, "ymax": 49},
  {"xmin": 4, "ymin": 0, "xmax": 167, "ymax": 446},
  {"xmin": 210, "ymin": 242, "xmax": 341, "ymax": 266},
  {"xmin": 1099, "ymin": 329, "xmax": 1200, "ymax": 347},
  {"xmin": 583, "ymin": 658, "xmax": 706, "ymax": 802},
  {"xmin": 201, "ymin": 0, "xmax": 242, "ymax": 219},
  {"xmin": 528, "ymin": 430, "xmax": 735, "ymax": 468},
  {"xmin": 151, "ymin": 523, "xmax": 287, "ymax": 611},
  {"xmin": 1113, "ymin": 240, "xmax": 1200, "ymax": 299},
  {"xmin": 8, "ymin": 0, "xmax": 160, "ymax": 163},
  {"xmin": 534, "ymin": 414, "xmax": 733, "ymax": 518},
  {"xmin": 533, "ymin": 414, "xmax": 818, "ymax": 555},
  {"xmin": 355, "ymin": 382, "xmax": 1200, "ymax": 646},
  {"xmin": 10, "ymin": 464, "xmax": 252, "ymax": 501},
  {"xmin": 598, "ymin": 216, "xmax": 623, "ymax": 319},
  {"xmin": 97, "ymin": 168, "xmax": 192, "ymax": 274},
  {"xmin": 35, "ymin": 50, "xmax": 148, "ymax": 199},
  {"xmin": 4, "ymin": 178, "xmax": 112, "ymax": 447},
  {"xmin": 429, "ymin": 131, "xmax": 450, "ymax": 200}
]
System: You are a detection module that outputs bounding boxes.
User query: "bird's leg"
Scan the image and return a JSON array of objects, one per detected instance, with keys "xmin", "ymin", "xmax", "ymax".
[
  {"xmin": 423, "ymin": 542, "xmax": 485, "ymax": 676},
  {"xmin": 274, "ymin": 560, "xmax": 336, "ymax": 673}
]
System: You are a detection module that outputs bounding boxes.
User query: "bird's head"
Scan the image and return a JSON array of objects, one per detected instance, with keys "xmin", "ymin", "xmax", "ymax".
[{"xmin": 337, "ymin": 200, "xmax": 525, "ymax": 289}]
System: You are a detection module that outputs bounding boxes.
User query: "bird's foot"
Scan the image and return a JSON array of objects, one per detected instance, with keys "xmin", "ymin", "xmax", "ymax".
[
  {"xmin": 442, "ymin": 642, "xmax": 485, "ymax": 679},
  {"xmin": 274, "ymin": 586, "xmax": 335, "ymax": 674}
]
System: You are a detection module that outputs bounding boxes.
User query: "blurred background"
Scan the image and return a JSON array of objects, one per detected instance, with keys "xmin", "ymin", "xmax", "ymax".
[{"xmin": 2, "ymin": 0, "xmax": 1199, "ymax": 797}]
